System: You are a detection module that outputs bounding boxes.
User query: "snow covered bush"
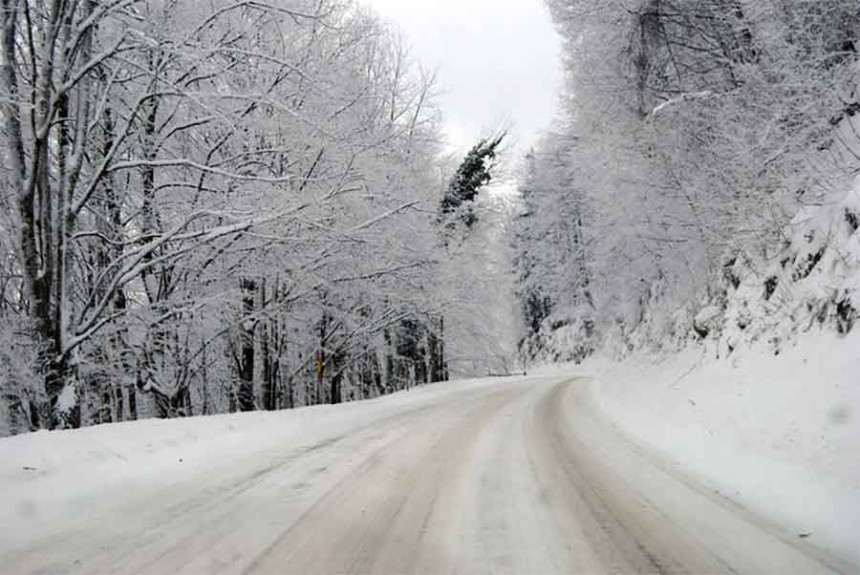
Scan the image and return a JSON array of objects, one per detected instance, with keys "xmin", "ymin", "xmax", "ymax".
[{"xmin": 712, "ymin": 178, "xmax": 860, "ymax": 354}]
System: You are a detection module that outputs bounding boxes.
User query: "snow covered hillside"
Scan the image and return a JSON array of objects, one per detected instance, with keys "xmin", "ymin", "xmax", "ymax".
[
  {"xmin": 515, "ymin": 11, "xmax": 859, "ymax": 564},
  {"xmin": 531, "ymin": 175, "xmax": 860, "ymax": 567},
  {"xmin": 575, "ymin": 329, "xmax": 860, "ymax": 563},
  {"xmin": 515, "ymin": 1, "xmax": 860, "ymax": 366}
]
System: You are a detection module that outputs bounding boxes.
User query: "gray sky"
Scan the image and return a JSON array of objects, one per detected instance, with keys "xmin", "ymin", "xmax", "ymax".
[{"xmin": 360, "ymin": 0, "xmax": 563, "ymax": 157}]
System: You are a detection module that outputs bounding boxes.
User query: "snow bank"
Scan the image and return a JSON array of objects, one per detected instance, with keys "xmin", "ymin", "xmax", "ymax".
[
  {"xmin": 2, "ymin": 379, "xmax": 512, "ymax": 478},
  {"xmin": 582, "ymin": 329, "xmax": 860, "ymax": 564},
  {"xmin": 0, "ymin": 377, "xmax": 503, "ymax": 546}
]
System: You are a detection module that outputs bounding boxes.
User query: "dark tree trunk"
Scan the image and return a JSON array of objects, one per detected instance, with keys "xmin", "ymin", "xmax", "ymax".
[
  {"xmin": 331, "ymin": 371, "xmax": 342, "ymax": 404},
  {"xmin": 329, "ymin": 346, "xmax": 345, "ymax": 404},
  {"xmin": 382, "ymin": 328, "xmax": 394, "ymax": 395},
  {"xmin": 261, "ymin": 320, "xmax": 275, "ymax": 411},
  {"xmin": 428, "ymin": 315, "xmax": 448, "ymax": 383},
  {"xmin": 238, "ymin": 278, "xmax": 257, "ymax": 412},
  {"xmin": 128, "ymin": 384, "xmax": 137, "ymax": 420},
  {"xmin": 261, "ymin": 279, "xmax": 279, "ymax": 411}
]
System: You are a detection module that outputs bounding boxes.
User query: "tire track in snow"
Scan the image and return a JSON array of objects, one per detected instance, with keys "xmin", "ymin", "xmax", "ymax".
[{"xmin": 0, "ymin": 376, "xmax": 852, "ymax": 575}]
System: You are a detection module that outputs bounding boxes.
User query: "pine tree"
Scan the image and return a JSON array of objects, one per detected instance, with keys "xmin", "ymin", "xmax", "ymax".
[{"xmin": 440, "ymin": 134, "xmax": 506, "ymax": 228}]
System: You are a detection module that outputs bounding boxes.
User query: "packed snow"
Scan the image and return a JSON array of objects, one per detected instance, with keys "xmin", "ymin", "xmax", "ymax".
[
  {"xmin": 1, "ymin": 371, "xmax": 856, "ymax": 574},
  {"xmin": 0, "ymin": 378, "xmax": 502, "ymax": 550}
]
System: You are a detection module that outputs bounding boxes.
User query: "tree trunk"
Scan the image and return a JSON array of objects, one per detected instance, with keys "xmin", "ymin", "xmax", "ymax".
[
  {"xmin": 238, "ymin": 278, "xmax": 257, "ymax": 412},
  {"xmin": 382, "ymin": 328, "xmax": 394, "ymax": 395},
  {"xmin": 261, "ymin": 279, "xmax": 279, "ymax": 411},
  {"xmin": 428, "ymin": 315, "xmax": 448, "ymax": 383}
]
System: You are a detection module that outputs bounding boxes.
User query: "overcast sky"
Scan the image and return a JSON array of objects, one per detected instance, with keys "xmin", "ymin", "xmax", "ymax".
[{"xmin": 360, "ymin": 0, "xmax": 563, "ymax": 158}]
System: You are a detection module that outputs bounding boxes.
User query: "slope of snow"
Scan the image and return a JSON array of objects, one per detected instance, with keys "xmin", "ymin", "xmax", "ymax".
[
  {"xmin": 526, "ymin": 173, "xmax": 860, "ymax": 567},
  {"xmin": 0, "ymin": 377, "xmax": 502, "ymax": 549},
  {"xmin": 577, "ymin": 329, "xmax": 860, "ymax": 564}
]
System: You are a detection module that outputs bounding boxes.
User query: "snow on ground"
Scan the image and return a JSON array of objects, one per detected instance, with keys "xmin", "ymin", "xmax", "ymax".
[
  {"xmin": 564, "ymin": 329, "xmax": 860, "ymax": 564},
  {"xmin": 4, "ymin": 373, "xmax": 851, "ymax": 574},
  {"xmin": 3, "ymin": 337, "xmax": 857, "ymax": 569},
  {"xmin": 0, "ymin": 377, "xmax": 502, "ymax": 548}
]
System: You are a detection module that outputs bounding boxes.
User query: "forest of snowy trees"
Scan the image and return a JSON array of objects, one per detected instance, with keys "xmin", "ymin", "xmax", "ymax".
[
  {"xmin": 515, "ymin": 0, "xmax": 860, "ymax": 363},
  {"xmin": 0, "ymin": 0, "xmax": 516, "ymax": 434},
  {"xmin": 3, "ymin": 0, "xmax": 859, "ymax": 435}
]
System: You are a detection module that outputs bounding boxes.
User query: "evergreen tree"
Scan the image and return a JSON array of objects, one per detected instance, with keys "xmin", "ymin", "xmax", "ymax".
[{"xmin": 440, "ymin": 134, "xmax": 506, "ymax": 228}]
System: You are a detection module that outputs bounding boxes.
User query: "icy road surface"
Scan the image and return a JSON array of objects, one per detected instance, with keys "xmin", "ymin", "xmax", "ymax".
[{"xmin": 1, "ymin": 376, "xmax": 854, "ymax": 574}]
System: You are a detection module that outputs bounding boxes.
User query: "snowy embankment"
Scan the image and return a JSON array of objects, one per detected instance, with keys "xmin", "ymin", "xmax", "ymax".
[
  {"xmin": 0, "ymin": 378, "xmax": 500, "ymax": 548},
  {"xmin": 527, "ymin": 175, "xmax": 860, "ymax": 565},
  {"xmin": 563, "ymin": 329, "xmax": 859, "ymax": 564}
]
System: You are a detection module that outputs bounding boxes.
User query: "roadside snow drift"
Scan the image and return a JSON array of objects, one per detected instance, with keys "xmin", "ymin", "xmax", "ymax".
[{"xmin": 584, "ymin": 329, "xmax": 860, "ymax": 564}]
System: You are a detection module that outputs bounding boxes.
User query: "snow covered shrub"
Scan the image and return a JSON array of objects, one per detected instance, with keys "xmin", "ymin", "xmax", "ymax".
[{"xmin": 693, "ymin": 177, "xmax": 860, "ymax": 354}]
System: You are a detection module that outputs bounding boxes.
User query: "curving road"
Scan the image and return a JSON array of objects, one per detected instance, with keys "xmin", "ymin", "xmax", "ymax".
[{"xmin": 2, "ymin": 377, "xmax": 853, "ymax": 574}]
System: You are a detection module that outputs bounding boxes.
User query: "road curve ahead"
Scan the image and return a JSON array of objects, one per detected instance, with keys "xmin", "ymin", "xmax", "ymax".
[{"xmin": 2, "ymin": 377, "xmax": 854, "ymax": 574}]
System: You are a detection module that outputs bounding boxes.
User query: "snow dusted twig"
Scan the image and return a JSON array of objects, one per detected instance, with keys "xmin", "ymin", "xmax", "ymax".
[{"xmin": 649, "ymin": 91, "xmax": 715, "ymax": 118}]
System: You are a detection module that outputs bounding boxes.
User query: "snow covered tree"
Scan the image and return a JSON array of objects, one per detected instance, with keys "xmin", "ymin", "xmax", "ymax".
[
  {"xmin": 520, "ymin": 0, "xmax": 860, "ymax": 358},
  {"xmin": 0, "ymin": 0, "xmax": 451, "ymax": 433},
  {"xmin": 435, "ymin": 133, "xmax": 520, "ymax": 377},
  {"xmin": 514, "ymin": 131, "xmax": 595, "ymax": 364},
  {"xmin": 440, "ymin": 133, "xmax": 505, "ymax": 229}
]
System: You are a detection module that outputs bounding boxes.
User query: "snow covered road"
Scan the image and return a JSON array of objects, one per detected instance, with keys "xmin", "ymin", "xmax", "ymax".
[{"xmin": 1, "ymin": 376, "xmax": 854, "ymax": 574}]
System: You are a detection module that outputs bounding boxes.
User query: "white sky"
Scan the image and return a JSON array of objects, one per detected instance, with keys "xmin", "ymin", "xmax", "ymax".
[{"xmin": 360, "ymin": 0, "xmax": 563, "ymax": 158}]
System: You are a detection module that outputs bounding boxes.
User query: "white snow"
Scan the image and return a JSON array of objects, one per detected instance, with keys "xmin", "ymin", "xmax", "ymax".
[
  {"xmin": 0, "ymin": 377, "xmax": 502, "ymax": 550},
  {"xmin": 0, "ymin": 368, "xmax": 855, "ymax": 573},
  {"xmin": 573, "ymin": 329, "xmax": 860, "ymax": 564},
  {"xmin": 649, "ymin": 90, "xmax": 716, "ymax": 116},
  {"xmin": 520, "ymin": 167, "xmax": 860, "ymax": 568}
]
